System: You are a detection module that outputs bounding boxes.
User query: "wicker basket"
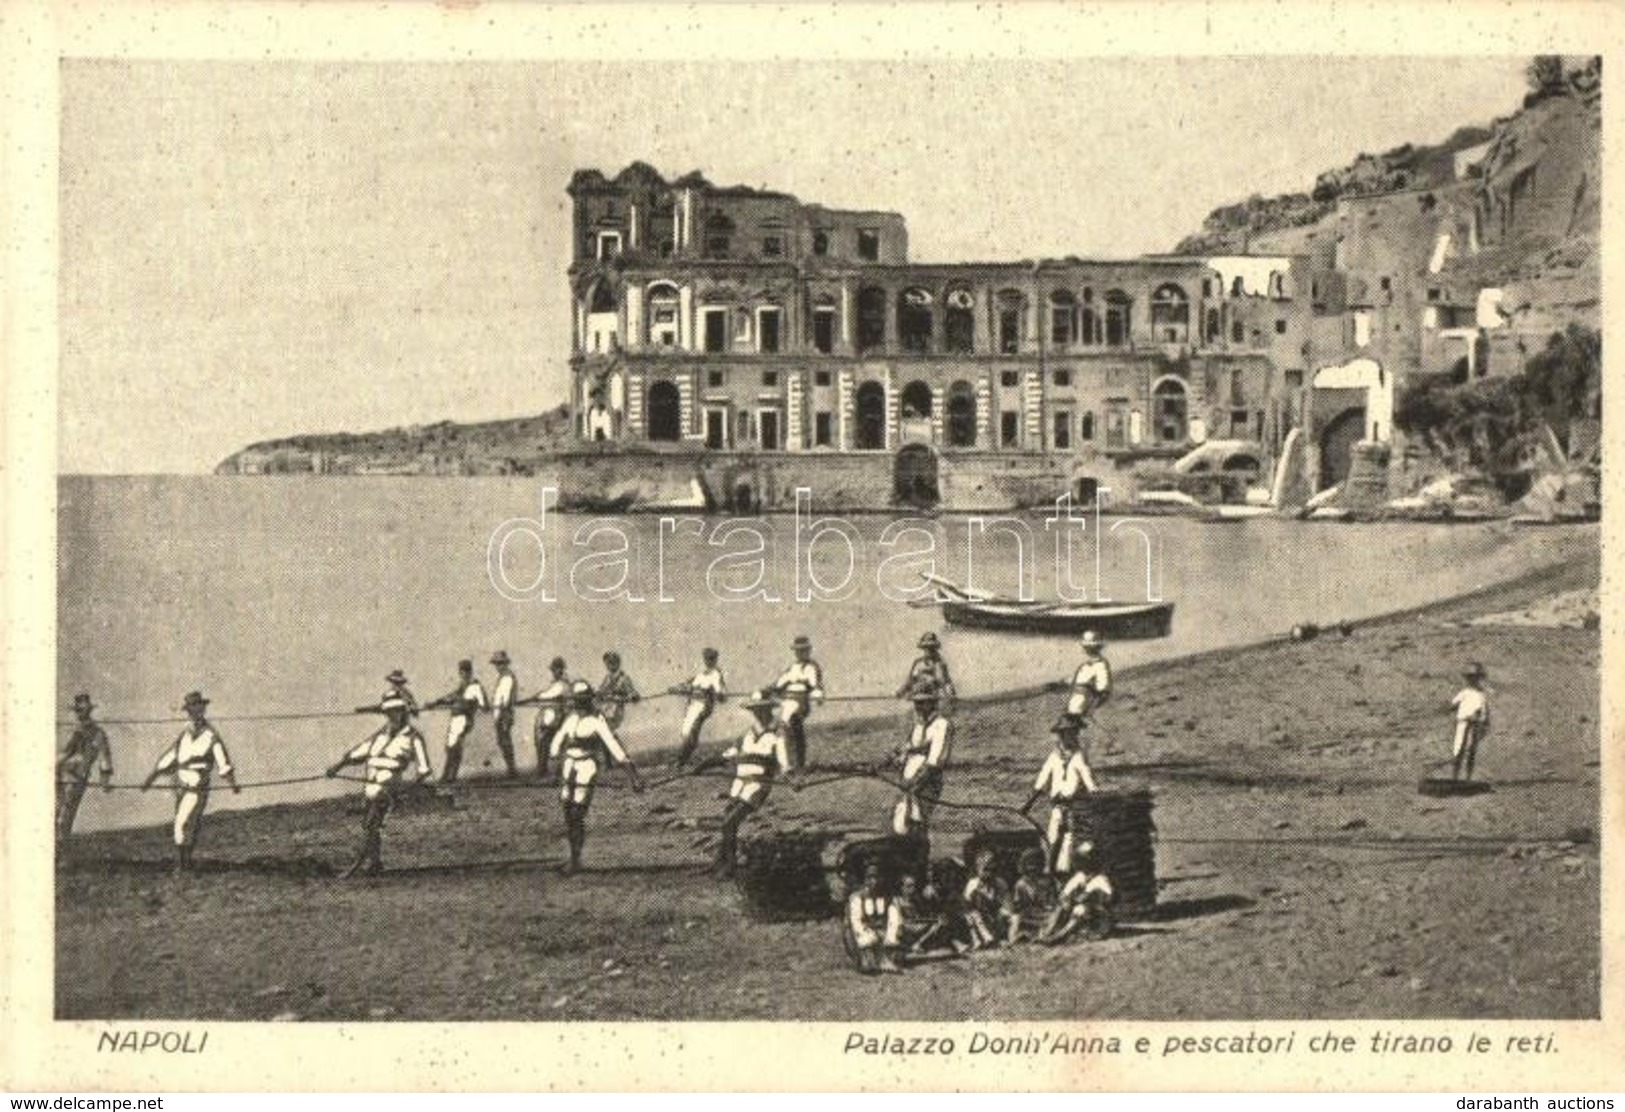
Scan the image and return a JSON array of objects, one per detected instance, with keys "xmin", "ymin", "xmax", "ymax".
[
  {"xmin": 734, "ymin": 832, "xmax": 837, "ymax": 922},
  {"xmin": 1066, "ymin": 787, "xmax": 1157, "ymax": 917}
]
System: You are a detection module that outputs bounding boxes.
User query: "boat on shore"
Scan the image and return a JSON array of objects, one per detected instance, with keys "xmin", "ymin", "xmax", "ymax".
[{"xmin": 921, "ymin": 575, "xmax": 1175, "ymax": 639}]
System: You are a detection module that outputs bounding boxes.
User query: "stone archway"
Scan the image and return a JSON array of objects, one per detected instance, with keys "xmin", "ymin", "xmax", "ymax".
[
  {"xmin": 647, "ymin": 381, "xmax": 682, "ymax": 442},
  {"xmin": 1318, "ymin": 408, "xmax": 1367, "ymax": 488},
  {"xmin": 893, "ymin": 443, "xmax": 939, "ymax": 508},
  {"xmin": 854, "ymin": 381, "xmax": 887, "ymax": 450}
]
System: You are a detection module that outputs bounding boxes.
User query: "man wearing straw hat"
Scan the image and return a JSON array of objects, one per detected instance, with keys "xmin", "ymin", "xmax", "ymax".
[
  {"xmin": 711, "ymin": 688, "xmax": 793, "ymax": 878},
  {"xmin": 896, "ymin": 631, "xmax": 956, "ymax": 703},
  {"xmin": 1021, "ymin": 714, "xmax": 1099, "ymax": 874},
  {"xmin": 890, "ymin": 679, "xmax": 953, "ymax": 838},
  {"xmin": 426, "ymin": 659, "xmax": 488, "ymax": 784},
  {"xmin": 1449, "ymin": 662, "xmax": 1492, "ymax": 782},
  {"xmin": 56, "ymin": 692, "xmax": 113, "ymax": 850},
  {"xmin": 326, "ymin": 694, "xmax": 433, "ymax": 877},
  {"xmin": 489, "ymin": 651, "xmax": 520, "ymax": 778},
  {"xmin": 550, "ymin": 679, "xmax": 645, "ymax": 875},
  {"xmin": 141, "ymin": 691, "xmax": 240, "ymax": 873},
  {"xmin": 773, "ymin": 634, "xmax": 826, "ymax": 771}
]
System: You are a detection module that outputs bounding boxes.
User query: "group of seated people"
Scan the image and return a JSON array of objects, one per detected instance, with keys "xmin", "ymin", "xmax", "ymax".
[{"xmin": 844, "ymin": 844, "xmax": 1116, "ymax": 975}]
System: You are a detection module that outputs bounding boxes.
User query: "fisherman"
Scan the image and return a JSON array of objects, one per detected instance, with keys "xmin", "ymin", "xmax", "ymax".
[
  {"xmin": 890, "ymin": 679, "xmax": 952, "ymax": 838},
  {"xmin": 489, "ymin": 650, "xmax": 520, "ymax": 778},
  {"xmin": 425, "ymin": 659, "xmax": 487, "ymax": 783},
  {"xmin": 1449, "ymin": 662, "xmax": 1491, "ymax": 782},
  {"xmin": 325, "ymin": 694, "xmax": 433, "ymax": 877},
  {"xmin": 773, "ymin": 634, "xmax": 826, "ymax": 771},
  {"xmin": 896, "ymin": 631, "xmax": 956, "ymax": 703},
  {"xmin": 1040, "ymin": 846, "xmax": 1116, "ymax": 944},
  {"xmin": 56, "ymin": 692, "xmax": 113, "ymax": 851},
  {"xmin": 527, "ymin": 656, "xmax": 570, "ymax": 778},
  {"xmin": 1022, "ymin": 714, "xmax": 1099, "ymax": 874},
  {"xmin": 1008, "ymin": 846, "xmax": 1059, "ymax": 944},
  {"xmin": 140, "ymin": 691, "xmax": 240, "ymax": 873},
  {"xmin": 354, "ymin": 670, "xmax": 419, "ymax": 718},
  {"xmin": 845, "ymin": 862, "xmax": 904, "ymax": 974},
  {"xmin": 550, "ymin": 679, "xmax": 644, "ymax": 874},
  {"xmin": 962, "ymin": 850, "xmax": 1010, "ymax": 950},
  {"xmin": 1068, "ymin": 630, "xmax": 1112, "ymax": 724},
  {"xmin": 596, "ymin": 651, "xmax": 641, "ymax": 731},
  {"xmin": 711, "ymin": 689, "xmax": 792, "ymax": 878},
  {"xmin": 673, "ymin": 647, "xmax": 727, "ymax": 769}
]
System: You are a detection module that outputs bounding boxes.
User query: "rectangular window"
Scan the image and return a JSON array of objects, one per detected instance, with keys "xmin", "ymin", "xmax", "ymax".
[
  {"xmin": 1274, "ymin": 319, "xmax": 1288, "ymax": 334},
  {"xmin": 703, "ymin": 309, "xmax": 728, "ymax": 353},
  {"xmin": 762, "ymin": 236, "xmax": 783, "ymax": 257},
  {"xmin": 1231, "ymin": 320, "xmax": 1245, "ymax": 343},
  {"xmin": 814, "ymin": 370, "xmax": 832, "ymax": 387},
  {"xmin": 1000, "ymin": 370, "xmax": 1019, "ymax": 388},
  {"xmin": 1051, "ymin": 308, "xmax": 1073, "ymax": 345},
  {"xmin": 659, "ymin": 239, "xmax": 674, "ymax": 258},
  {"xmin": 705, "ymin": 408, "xmax": 727, "ymax": 450},
  {"xmin": 812, "ymin": 309, "xmax": 835, "ymax": 354},
  {"xmin": 1285, "ymin": 370, "xmax": 1304, "ymax": 391},
  {"xmin": 814, "ymin": 411, "xmax": 833, "ymax": 447},
  {"xmin": 705, "ymin": 236, "xmax": 731, "ymax": 259},
  {"xmin": 759, "ymin": 410, "xmax": 781, "ymax": 451},
  {"xmin": 1231, "ymin": 408, "xmax": 1250, "ymax": 435},
  {"xmin": 762, "ymin": 370, "xmax": 779, "ymax": 388},
  {"xmin": 812, "ymin": 230, "xmax": 831, "ymax": 256},
  {"xmin": 1230, "ymin": 369, "xmax": 1245, "ymax": 405},
  {"xmin": 1104, "ymin": 404, "xmax": 1128, "ymax": 449},
  {"xmin": 999, "ymin": 309, "xmax": 1021, "ymax": 354},
  {"xmin": 1053, "ymin": 411, "xmax": 1073, "ymax": 450},
  {"xmin": 1427, "ymin": 287, "xmax": 1441, "ymax": 302},
  {"xmin": 708, "ymin": 369, "xmax": 725, "ymax": 388},
  {"xmin": 1080, "ymin": 411, "xmax": 1095, "ymax": 440},
  {"xmin": 1053, "ymin": 369, "xmax": 1072, "ymax": 387},
  {"xmin": 596, "ymin": 232, "xmax": 622, "ymax": 260},
  {"xmin": 857, "ymin": 229, "xmax": 880, "ymax": 261},
  {"xmin": 1001, "ymin": 411, "xmax": 1020, "ymax": 447},
  {"xmin": 758, "ymin": 308, "xmax": 781, "ymax": 354}
]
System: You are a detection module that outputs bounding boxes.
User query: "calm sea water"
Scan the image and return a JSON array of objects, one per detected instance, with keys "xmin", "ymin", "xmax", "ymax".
[{"xmin": 57, "ymin": 475, "xmax": 1597, "ymax": 831}]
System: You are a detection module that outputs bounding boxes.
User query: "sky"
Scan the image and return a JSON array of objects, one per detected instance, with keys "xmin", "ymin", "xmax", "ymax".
[{"xmin": 58, "ymin": 57, "xmax": 1530, "ymax": 474}]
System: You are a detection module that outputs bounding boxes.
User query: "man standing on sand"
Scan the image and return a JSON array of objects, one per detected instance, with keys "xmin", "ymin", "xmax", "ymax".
[
  {"xmin": 711, "ymin": 689, "xmax": 792, "ymax": 877},
  {"xmin": 527, "ymin": 656, "xmax": 570, "ymax": 778},
  {"xmin": 896, "ymin": 631, "xmax": 955, "ymax": 704},
  {"xmin": 1067, "ymin": 631, "xmax": 1112, "ymax": 721},
  {"xmin": 56, "ymin": 692, "xmax": 114, "ymax": 851},
  {"xmin": 596, "ymin": 651, "xmax": 641, "ymax": 731},
  {"xmin": 550, "ymin": 680, "xmax": 644, "ymax": 874},
  {"xmin": 1450, "ymin": 662, "xmax": 1492, "ymax": 782},
  {"xmin": 326, "ymin": 694, "xmax": 433, "ymax": 877},
  {"xmin": 489, "ymin": 651, "xmax": 520, "ymax": 778},
  {"xmin": 673, "ymin": 647, "xmax": 727, "ymax": 769},
  {"xmin": 426, "ymin": 659, "xmax": 487, "ymax": 783},
  {"xmin": 773, "ymin": 634, "xmax": 826, "ymax": 771},
  {"xmin": 141, "ymin": 691, "xmax": 240, "ymax": 874},
  {"xmin": 889, "ymin": 680, "xmax": 952, "ymax": 838},
  {"xmin": 1022, "ymin": 714, "xmax": 1099, "ymax": 874},
  {"xmin": 354, "ymin": 670, "xmax": 419, "ymax": 718}
]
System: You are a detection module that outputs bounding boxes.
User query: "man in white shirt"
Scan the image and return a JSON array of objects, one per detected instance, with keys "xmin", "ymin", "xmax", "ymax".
[
  {"xmin": 773, "ymin": 634, "xmax": 826, "ymax": 771},
  {"xmin": 326, "ymin": 695, "xmax": 433, "ymax": 877},
  {"xmin": 427, "ymin": 659, "xmax": 487, "ymax": 783},
  {"xmin": 674, "ymin": 647, "xmax": 727, "ymax": 769},
  {"xmin": 550, "ymin": 680, "xmax": 644, "ymax": 874},
  {"xmin": 1022, "ymin": 715, "xmax": 1099, "ymax": 874},
  {"xmin": 845, "ymin": 862, "xmax": 904, "ymax": 975},
  {"xmin": 489, "ymin": 650, "xmax": 519, "ymax": 778},
  {"xmin": 1068, "ymin": 631, "xmax": 1112, "ymax": 720},
  {"xmin": 527, "ymin": 657, "xmax": 570, "ymax": 778},
  {"xmin": 1450, "ymin": 662, "xmax": 1491, "ymax": 782},
  {"xmin": 890, "ymin": 681, "xmax": 952, "ymax": 837},
  {"xmin": 141, "ymin": 691, "xmax": 240, "ymax": 874},
  {"xmin": 712, "ymin": 689, "xmax": 792, "ymax": 877}
]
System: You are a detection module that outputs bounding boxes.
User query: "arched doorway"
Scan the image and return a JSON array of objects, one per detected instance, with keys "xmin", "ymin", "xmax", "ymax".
[
  {"xmin": 1152, "ymin": 378, "xmax": 1189, "ymax": 443},
  {"xmin": 899, "ymin": 380, "xmax": 933, "ymax": 419},
  {"xmin": 946, "ymin": 380, "xmax": 977, "ymax": 447},
  {"xmin": 854, "ymin": 381, "xmax": 887, "ymax": 450},
  {"xmin": 894, "ymin": 444, "xmax": 939, "ymax": 508},
  {"xmin": 1319, "ymin": 408, "xmax": 1366, "ymax": 488},
  {"xmin": 647, "ymin": 381, "xmax": 682, "ymax": 442}
]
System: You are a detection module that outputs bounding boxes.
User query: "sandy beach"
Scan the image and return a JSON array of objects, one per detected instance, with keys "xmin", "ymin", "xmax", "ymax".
[{"xmin": 55, "ymin": 554, "xmax": 1599, "ymax": 1021}]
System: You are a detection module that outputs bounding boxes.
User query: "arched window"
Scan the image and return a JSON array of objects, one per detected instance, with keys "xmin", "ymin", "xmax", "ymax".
[
  {"xmin": 1204, "ymin": 307, "xmax": 1221, "ymax": 344},
  {"xmin": 996, "ymin": 289, "xmax": 1025, "ymax": 354},
  {"xmin": 1080, "ymin": 289, "xmax": 1099, "ymax": 345},
  {"xmin": 1104, "ymin": 290, "xmax": 1132, "ymax": 346},
  {"xmin": 944, "ymin": 286, "xmax": 975, "ymax": 353},
  {"xmin": 1150, "ymin": 284, "xmax": 1190, "ymax": 343},
  {"xmin": 1080, "ymin": 411, "xmax": 1095, "ymax": 441},
  {"xmin": 898, "ymin": 288, "xmax": 934, "ymax": 354},
  {"xmin": 648, "ymin": 282, "xmax": 680, "ymax": 347},
  {"xmin": 857, "ymin": 286, "xmax": 887, "ymax": 354},
  {"xmin": 946, "ymin": 380, "xmax": 977, "ymax": 447},
  {"xmin": 647, "ymin": 381, "xmax": 682, "ymax": 442},
  {"xmin": 1152, "ymin": 377, "xmax": 1188, "ymax": 443},
  {"xmin": 854, "ymin": 381, "xmax": 887, "ymax": 449},
  {"xmin": 900, "ymin": 380, "xmax": 933, "ymax": 419},
  {"xmin": 590, "ymin": 282, "xmax": 617, "ymax": 313},
  {"xmin": 704, "ymin": 212, "xmax": 735, "ymax": 259},
  {"xmin": 1049, "ymin": 290, "xmax": 1077, "ymax": 346}
]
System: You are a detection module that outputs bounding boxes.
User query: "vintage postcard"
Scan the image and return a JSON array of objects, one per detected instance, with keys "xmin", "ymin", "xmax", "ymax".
[{"xmin": 2, "ymin": 0, "xmax": 1621, "ymax": 1093}]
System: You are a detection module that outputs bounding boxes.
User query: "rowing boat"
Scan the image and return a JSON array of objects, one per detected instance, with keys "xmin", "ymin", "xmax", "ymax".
[{"xmin": 919, "ymin": 575, "xmax": 1175, "ymax": 639}]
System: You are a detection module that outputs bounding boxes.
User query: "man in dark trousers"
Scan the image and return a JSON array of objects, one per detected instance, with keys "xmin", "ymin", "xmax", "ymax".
[
  {"xmin": 56, "ymin": 692, "xmax": 113, "ymax": 851},
  {"xmin": 327, "ymin": 695, "xmax": 433, "ymax": 877}
]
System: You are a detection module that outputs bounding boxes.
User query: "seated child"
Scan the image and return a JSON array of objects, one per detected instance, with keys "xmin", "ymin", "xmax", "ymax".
[
  {"xmin": 1041, "ymin": 844, "xmax": 1116, "ymax": 944},
  {"xmin": 845, "ymin": 862, "xmax": 904, "ymax": 974},
  {"xmin": 962, "ymin": 850, "xmax": 1011, "ymax": 950},
  {"xmin": 1007, "ymin": 847, "xmax": 1058, "ymax": 943}
]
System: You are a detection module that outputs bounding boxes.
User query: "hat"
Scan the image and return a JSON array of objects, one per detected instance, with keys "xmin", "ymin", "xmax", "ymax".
[
  {"xmin": 1080, "ymin": 630, "xmax": 1104, "ymax": 651},
  {"xmin": 386, "ymin": 670, "xmax": 409, "ymax": 685},
  {"xmin": 792, "ymin": 634, "xmax": 813, "ymax": 650},
  {"xmin": 1463, "ymin": 662, "xmax": 1487, "ymax": 680},
  {"xmin": 569, "ymin": 680, "xmax": 595, "ymax": 704},
  {"xmin": 181, "ymin": 691, "xmax": 210, "ymax": 711},
  {"xmin": 702, "ymin": 647, "xmax": 719, "ymax": 660},
  {"xmin": 490, "ymin": 650, "xmax": 511, "ymax": 666},
  {"xmin": 379, "ymin": 695, "xmax": 408, "ymax": 713},
  {"xmin": 458, "ymin": 659, "xmax": 473, "ymax": 672},
  {"xmin": 909, "ymin": 680, "xmax": 941, "ymax": 704},
  {"xmin": 1050, "ymin": 714, "xmax": 1083, "ymax": 735},
  {"xmin": 550, "ymin": 656, "xmax": 567, "ymax": 672},
  {"xmin": 603, "ymin": 650, "xmax": 621, "ymax": 666},
  {"xmin": 917, "ymin": 631, "xmax": 941, "ymax": 650},
  {"xmin": 72, "ymin": 693, "xmax": 94, "ymax": 711},
  {"xmin": 741, "ymin": 688, "xmax": 777, "ymax": 711}
]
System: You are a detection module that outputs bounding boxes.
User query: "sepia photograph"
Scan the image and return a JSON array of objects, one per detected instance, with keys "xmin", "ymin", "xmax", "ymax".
[{"xmin": 3, "ymin": 1, "xmax": 1619, "ymax": 1094}]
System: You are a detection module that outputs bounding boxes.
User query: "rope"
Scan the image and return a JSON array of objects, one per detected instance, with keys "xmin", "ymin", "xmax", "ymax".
[{"xmin": 57, "ymin": 772, "xmax": 363, "ymax": 792}]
